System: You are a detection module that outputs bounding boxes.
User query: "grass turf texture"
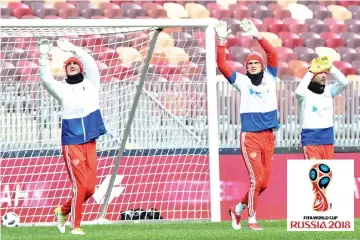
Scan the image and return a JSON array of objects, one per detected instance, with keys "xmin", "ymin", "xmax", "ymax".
[{"xmin": 2, "ymin": 220, "xmax": 360, "ymax": 240}]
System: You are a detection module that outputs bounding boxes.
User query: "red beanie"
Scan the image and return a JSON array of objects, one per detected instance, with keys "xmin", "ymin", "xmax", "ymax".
[
  {"xmin": 312, "ymin": 71, "xmax": 328, "ymax": 79},
  {"xmin": 64, "ymin": 57, "xmax": 84, "ymax": 74},
  {"xmin": 245, "ymin": 52, "xmax": 264, "ymax": 69}
]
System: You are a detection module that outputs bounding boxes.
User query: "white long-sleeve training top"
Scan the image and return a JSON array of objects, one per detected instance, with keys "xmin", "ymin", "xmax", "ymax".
[
  {"xmin": 295, "ymin": 66, "xmax": 349, "ymax": 146},
  {"xmin": 39, "ymin": 46, "xmax": 107, "ymax": 145}
]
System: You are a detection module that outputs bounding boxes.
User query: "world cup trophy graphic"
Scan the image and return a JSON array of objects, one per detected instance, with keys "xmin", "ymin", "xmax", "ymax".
[{"xmin": 309, "ymin": 163, "xmax": 332, "ymax": 212}]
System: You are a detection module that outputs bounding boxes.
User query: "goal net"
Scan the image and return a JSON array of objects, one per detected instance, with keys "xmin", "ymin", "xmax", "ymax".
[{"xmin": 0, "ymin": 19, "xmax": 220, "ymax": 225}]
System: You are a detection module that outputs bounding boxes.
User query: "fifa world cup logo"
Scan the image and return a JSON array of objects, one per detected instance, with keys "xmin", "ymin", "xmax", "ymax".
[{"xmin": 309, "ymin": 163, "xmax": 332, "ymax": 212}]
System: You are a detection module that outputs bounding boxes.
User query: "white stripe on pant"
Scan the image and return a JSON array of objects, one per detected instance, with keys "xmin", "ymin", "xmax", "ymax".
[
  {"xmin": 241, "ymin": 132, "xmax": 256, "ymax": 217},
  {"xmin": 65, "ymin": 146, "xmax": 77, "ymax": 229}
]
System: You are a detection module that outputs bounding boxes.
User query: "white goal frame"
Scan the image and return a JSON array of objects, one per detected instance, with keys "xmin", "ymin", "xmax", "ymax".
[{"xmin": 0, "ymin": 19, "xmax": 221, "ymax": 223}]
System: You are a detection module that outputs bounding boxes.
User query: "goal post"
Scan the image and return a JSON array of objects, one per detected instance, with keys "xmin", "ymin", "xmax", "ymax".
[{"xmin": 0, "ymin": 19, "xmax": 221, "ymax": 225}]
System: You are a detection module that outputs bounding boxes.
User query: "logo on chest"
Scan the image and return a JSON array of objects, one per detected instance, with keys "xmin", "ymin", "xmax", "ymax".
[
  {"xmin": 312, "ymin": 102, "xmax": 331, "ymax": 112},
  {"xmin": 249, "ymin": 88, "xmax": 270, "ymax": 96}
]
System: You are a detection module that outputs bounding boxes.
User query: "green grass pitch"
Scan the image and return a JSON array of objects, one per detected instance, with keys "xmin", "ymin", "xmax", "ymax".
[{"xmin": 1, "ymin": 220, "xmax": 360, "ymax": 240}]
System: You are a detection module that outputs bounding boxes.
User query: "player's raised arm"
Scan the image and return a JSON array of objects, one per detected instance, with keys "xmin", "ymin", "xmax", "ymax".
[
  {"xmin": 38, "ymin": 39, "xmax": 64, "ymax": 101},
  {"xmin": 240, "ymin": 19, "xmax": 278, "ymax": 78},
  {"xmin": 214, "ymin": 21, "xmax": 241, "ymax": 91},
  {"xmin": 328, "ymin": 66, "xmax": 349, "ymax": 97},
  {"xmin": 57, "ymin": 38, "xmax": 100, "ymax": 89}
]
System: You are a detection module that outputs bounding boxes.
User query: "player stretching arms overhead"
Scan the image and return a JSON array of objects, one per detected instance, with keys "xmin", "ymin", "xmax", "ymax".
[
  {"xmin": 38, "ymin": 38, "xmax": 107, "ymax": 235},
  {"xmin": 214, "ymin": 20, "xmax": 279, "ymax": 230},
  {"xmin": 295, "ymin": 56, "xmax": 348, "ymax": 160}
]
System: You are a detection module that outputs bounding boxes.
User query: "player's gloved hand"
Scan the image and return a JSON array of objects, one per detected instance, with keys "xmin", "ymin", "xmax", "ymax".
[
  {"xmin": 318, "ymin": 56, "xmax": 332, "ymax": 71},
  {"xmin": 239, "ymin": 19, "xmax": 261, "ymax": 40},
  {"xmin": 214, "ymin": 20, "xmax": 231, "ymax": 43},
  {"xmin": 38, "ymin": 39, "xmax": 53, "ymax": 57},
  {"xmin": 56, "ymin": 38, "xmax": 76, "ymax": 53},
  {"xmin": 309, "ymin": 57, "xmax": 324, "ymax": 73}
]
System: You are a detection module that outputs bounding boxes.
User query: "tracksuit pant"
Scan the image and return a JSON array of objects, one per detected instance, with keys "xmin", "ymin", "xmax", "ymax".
[
  {"xmin": 302, "ymin": 144, "xmax": 334, "ymax": 160},
  {"xmin": 60, "ymin": 140, "xmax": 97, "ymax": 229},
  {"xmin": 240, "ymin": 130, "xmax": 275, "ymax": 217}
]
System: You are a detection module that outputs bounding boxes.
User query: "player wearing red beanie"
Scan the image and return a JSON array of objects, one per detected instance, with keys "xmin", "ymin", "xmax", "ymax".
[
  {"xmin": 215, "ymin": 19, "xmax": 279, "ymax": 231},
  {"xmin": 38, "ymin": 38, "xmax": 106, "ymax": 235}
]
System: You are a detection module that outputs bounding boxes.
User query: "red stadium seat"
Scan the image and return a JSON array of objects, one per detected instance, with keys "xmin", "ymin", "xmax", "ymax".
[
  {"xmin": 15, "ymin": 37, "xmax": 37, "ymax": 50},
  {"xmin": 247, "ymin": 18, "xmax": 268, "ymax": 32},
  {"xmin": 328, "ymin": 23, "xmax": 348, "ymax": 33},
  {"xmin": 227, "ymin": 60, "xmax": 246, "ymax": 74},
  {"xmin": 277, "ymin": 61, "xmax": 293, "ymax": 77},
  {"xmin": 338, "ymin": 0, "xmax": 359, "ymax": 8},
  {"xmin": 192, "ymin": 31, "xmax": 206, "ymax": 47},
  {"xmin": 159, "ymin": 63, "xmax": 182, "ymax": 75},
  {"xmin": 142, "ymin": 2, "xmax": 163, "ymax": 11},
  {"xmin": 325, "ymin": 38, "xmax": 345, "ymax": 48},
  {"xmin": 263, "ymin": 17, "xmax": 283, "ymax": 26},
  {"xmin": 273, "ymin": 9, "xmax": 292, "ymax": 20},
  {"xmin": 236, "ymin": 34, "xmax": 260, "ymax": 49},
  {"xmin": 278, "ymin": 52, "xmax": 297, "ymax": 62},
  {"xmin": 16, "ymin": 60, "xmax": 38, "ymax": 76},
  {"xmin": 267, "ymin": 3, "xmax": 285, "ymax": 12},
  {"xmin": 232, "ymin": 8, "xmax": 252, "ymax": 19},
  {"xmin": 80, "ymin": 35, "xmax": 105, "ymax": 48},
  {"xmin": 333, "ymin": 61, "xmax": 357, "ymax": 76},
  {"xmin": 225, "ymin": 35, "xmax": 241, "ymax": 49},
  {"xmin": 283, "ymin": 18, "xmax": 303, "ymax": 25},
  {"xmin": 92, "ymin": 46, "xmax": 120, "ymax": 65},
  {"xmin": 99, "ymin": 3, "xmax": 122, "ymax": 18},
  {"xmin": 268, "ymin": 24, "xmax": 289, "ymax": 34},
  {"xmin": 211, "ymin": 9, "xmax": 232, "ymax": 19},
  {"xmin": 321, "ymin": 32, "xmax": 341, "ymax": 40},
  {"xmin": 12, "ymin": 8, "xmax": 33, "ymax": 18},
  {"xmin": 288, "ymin": 24, "xmax": 309, "ymax": 34},
  {"xmin": 206, "ymin": 3, "xmax": 223, "ymax": 12},
  {"xmin": 275, "ymin": 47, "xmax": 294, "ymax": 55},
  {"xmin": 107, "ymin": 61, "xmax": 136, "ymax": 80},
  {"xmin": 278, "ymin": 32, "xmax": 304, "ymax": 48},
  {"xmin": 26, "ymin": 45, "xmax": 40, "ymax": 60},
  {"xmin": 147, "ymin": 8, "xmax": 167, "ymax": 18},
  {"xmin": 58, "ymin": 8, "xmax": 78, "ymax": 18},
  {"xmin": 323, "ymin": 18, "xmax": 344, "ymax": 25},
  {"xmin": 7, "ymin": 2, "xmax": 28, "ymax": 11},
  {"xmin": 180, "ymin": 61, "xmax": 203, "ymax": 77}
]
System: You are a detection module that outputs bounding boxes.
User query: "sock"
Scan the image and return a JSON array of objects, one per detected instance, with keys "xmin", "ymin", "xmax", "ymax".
[
  {"xmin": 235, "ymin": 203, "xmax": 246, "ymax": 215},
  {"xmin": 248, "ymin": 214, "xmax": 257, "ymax": 224}
]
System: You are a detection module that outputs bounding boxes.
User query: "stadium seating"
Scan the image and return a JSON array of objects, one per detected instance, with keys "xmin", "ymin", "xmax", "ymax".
[{"xmin": 1, "ymin": 0, "xmax": 359, "ymax": 125}]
